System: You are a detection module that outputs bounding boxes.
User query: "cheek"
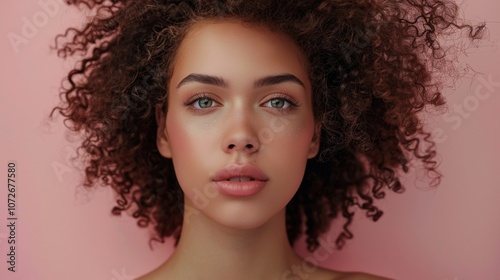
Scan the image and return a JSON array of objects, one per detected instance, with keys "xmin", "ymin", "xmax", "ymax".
[
  {"xmin": 265, "ymin": 119, "xmax": 315, "ymax": 182},
  {"xmin": 165, "ymin": 113, "xmax": 219, "ymax": 191},
  {"xmin": 166, "ymin": 111, "xmax": 214, "ymax": 158},
  {"xmin": 266, "ymin": 117, "xmax": 314, "ymax": 154},
  {"xmin": 165, "ymin": 115, "xmax": 201, "ymax": 185}
]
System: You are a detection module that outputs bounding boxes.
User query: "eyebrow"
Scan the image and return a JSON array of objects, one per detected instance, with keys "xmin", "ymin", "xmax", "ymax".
[{"xmin": 175, "ymin": 73, "xmax": 305, "ymax": 89}]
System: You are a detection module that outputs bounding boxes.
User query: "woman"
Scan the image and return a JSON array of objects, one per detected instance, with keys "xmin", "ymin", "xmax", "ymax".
[{"xmin": 50, "ymin": 0, "xmax": 483, "ymax": 279}]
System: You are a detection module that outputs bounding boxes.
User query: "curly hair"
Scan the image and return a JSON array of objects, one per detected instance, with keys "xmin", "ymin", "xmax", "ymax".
[{"xmin": 50, "ymin": 0, "xmax": 484, "ymax": 252}]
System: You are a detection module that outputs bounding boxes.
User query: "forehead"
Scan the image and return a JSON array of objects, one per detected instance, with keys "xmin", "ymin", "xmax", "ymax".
[{"xmin": 170, "ymin": 19, "xmax": 310, "ymax": 90}]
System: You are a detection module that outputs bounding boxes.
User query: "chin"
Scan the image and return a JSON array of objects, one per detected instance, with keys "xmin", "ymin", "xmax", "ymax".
[{"xmin": 205, "ymin": 201, "xmax": 284, "ymax": 230}]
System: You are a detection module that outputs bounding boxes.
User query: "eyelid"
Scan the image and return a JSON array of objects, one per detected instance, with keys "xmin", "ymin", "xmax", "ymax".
[
  {"xmin": 183, "ymin": 91, "xmax": 300, "ymax": 113},
  {"xmin": 264, "ymin": 92, "xmax": 300, "ymax": 107},
  {"xmin": 182, "ymin": 92, "xmax": 221, "ymax": 115},
  {"xmin": 184, "ymin": 92, "xmax": 220, "ymax": 106}
]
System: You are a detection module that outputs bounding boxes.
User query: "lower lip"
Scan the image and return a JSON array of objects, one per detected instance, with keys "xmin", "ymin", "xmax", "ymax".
[{"xmin": 213, "ymin": 180, "xmax": 267, "ymax": 197}]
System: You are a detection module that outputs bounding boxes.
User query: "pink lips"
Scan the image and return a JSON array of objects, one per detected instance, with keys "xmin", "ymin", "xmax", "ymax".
[{"xmin": 212, "ymin": 163, "xmax": 269, "ymax": 197}]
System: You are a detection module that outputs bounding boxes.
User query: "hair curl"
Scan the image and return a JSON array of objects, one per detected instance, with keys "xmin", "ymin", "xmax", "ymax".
[{"xmin": 50, "ymin": 0, "xmax": 484, "ymax": 252}]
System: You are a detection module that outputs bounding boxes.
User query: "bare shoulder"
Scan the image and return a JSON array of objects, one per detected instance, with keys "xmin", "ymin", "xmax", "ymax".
[{"xmin": 313, "ymin": 266, "xmax": 392, "ymax": 280}]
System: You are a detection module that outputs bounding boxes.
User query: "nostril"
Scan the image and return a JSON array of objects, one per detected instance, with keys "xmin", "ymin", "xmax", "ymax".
[
  {"xmin": 225, "ymin": 139, "xmax": 259, "ymax": 153},
  {"xmin": 227, "ymin": 143, "xmax": 254, "ymax": 150}
]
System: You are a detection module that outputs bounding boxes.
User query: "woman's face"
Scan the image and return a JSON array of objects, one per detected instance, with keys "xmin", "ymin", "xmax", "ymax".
[{"xmin": 156, "ymin": 19, "xmax": 321, "ymax": 230}]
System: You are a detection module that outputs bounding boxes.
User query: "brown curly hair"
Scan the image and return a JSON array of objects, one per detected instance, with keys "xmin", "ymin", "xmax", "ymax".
[{"xmin": 50, "ymin": 0, "xmax": 484, "ymax": 252}]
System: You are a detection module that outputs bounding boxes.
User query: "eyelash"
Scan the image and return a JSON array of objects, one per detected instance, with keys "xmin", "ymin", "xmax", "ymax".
[
  {"xmin": 267, "ymin": 93, "xmax": 300, "ymax": 111},
  {"xmin": 184, "ymin": 92, "xmax": 300, "ymax": 114},
  {"xmin": 183, "ymin": 93, "xmax": 218, "ymax": 114}
]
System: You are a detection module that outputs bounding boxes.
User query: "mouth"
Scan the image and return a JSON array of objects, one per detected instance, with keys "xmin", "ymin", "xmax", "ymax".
[
  {"xmin": 212, "ymin": 179, "xmax": 267, "ymax": 197},
  {"xmin": 211, "ymin": 163, "xmax": 269, "ymax": 182},
  {"xmin": 212, "ymin": 164, "xmax": 269, "ymax": 196},
  {"xmin": 226, "ymin": 177, "xmax": 256, "ymax": 182}
]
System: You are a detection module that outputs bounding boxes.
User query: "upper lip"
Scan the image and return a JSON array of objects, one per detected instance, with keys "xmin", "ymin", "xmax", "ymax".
[{"xmin": 212, "ymin": 163, "xmax": 269, "ymax": 182}]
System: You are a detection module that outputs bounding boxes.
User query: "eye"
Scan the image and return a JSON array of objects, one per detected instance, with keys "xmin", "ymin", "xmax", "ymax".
[
  {"xmin": 193, "ymin": 97, "xmax": 215, "ymax": 109},
  {"xmin": 185, "ymin": 92, "xmax": 220, "ymax": 111},
  {"xmin": 262, "ymin": 93, "xmax": 299, "ymax": 112},
  {"xmin": 265, "ymin": 98, "xmax": 290, "ymax": 109}
]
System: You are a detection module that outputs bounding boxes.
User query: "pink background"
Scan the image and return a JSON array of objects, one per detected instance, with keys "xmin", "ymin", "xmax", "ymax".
[{"xmin": 0, "ymin": 1, "xmax": 499, "ymax": 279}]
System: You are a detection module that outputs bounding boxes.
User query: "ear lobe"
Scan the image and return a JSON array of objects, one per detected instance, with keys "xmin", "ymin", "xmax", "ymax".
[
  {"xmin": 307, "ymin": 122, "xmax": 321, "ymax": 159},
  {"xmin": 155, "ymin": 104, "xmax": 172, "ymax": 158}
]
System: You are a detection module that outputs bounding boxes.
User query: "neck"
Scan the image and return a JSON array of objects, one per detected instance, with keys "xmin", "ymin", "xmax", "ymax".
[{"xmin": 161, "ymin": 200, "xmax": 303, "ymax": 280}]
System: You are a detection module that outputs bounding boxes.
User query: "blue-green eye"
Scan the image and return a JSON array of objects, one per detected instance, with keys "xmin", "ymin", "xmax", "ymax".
[
  {"xmin": 267, "ymin": 98, "xmax": 288, "ymax": 109},
  {"xmin": 185, "ymin": 93, "xmax": 220, "ymax": 111},
  {"xmin": 194, "ymin": 97, "xmax": 214, "ymax": 109},
  {"xmin": 263, "ymin": 93, "xmax": 299, "ymax": 112}
]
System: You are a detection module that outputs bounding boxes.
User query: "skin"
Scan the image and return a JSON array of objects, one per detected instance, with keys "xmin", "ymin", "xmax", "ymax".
[{"xmin": 139, "ymin": 19, "xmax": 391, "ymax": 280}]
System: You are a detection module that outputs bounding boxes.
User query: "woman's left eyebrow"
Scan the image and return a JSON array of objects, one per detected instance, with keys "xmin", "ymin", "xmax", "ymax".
[{"xmin": 175, "ymin": 73, "xmax": 305, "ymax": 89}]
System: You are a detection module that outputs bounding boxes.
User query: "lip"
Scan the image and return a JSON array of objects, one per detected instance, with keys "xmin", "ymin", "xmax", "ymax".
[
  {"xmin": 212, "ymin": 180, "xmax": 267, "ymax": 197},
  {"xmin": 211, "ymin": 163, "xmax": 269, "ymax": 197}
]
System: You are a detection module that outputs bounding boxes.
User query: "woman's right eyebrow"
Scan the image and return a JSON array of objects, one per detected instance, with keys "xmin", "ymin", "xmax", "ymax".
[
  {"xmin": 176, "ymin": 73, "xmax": 228, "ymax": 89},
  {"xmin": 175, "ymin": 73, "xmax": 305, "ymax": 90}
]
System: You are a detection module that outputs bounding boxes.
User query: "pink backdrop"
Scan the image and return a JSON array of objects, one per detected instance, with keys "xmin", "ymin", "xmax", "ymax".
[{"xmin": 1, "ymin": 1, "xmax": 499, "ymax": 279}]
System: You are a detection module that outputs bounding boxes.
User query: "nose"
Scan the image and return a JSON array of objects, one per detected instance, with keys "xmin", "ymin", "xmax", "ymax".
[
  {"xmin": 224, "ymin": 137, "xmax": 259, "ymax": 154},
  {"xmin": 222, "ymin": 113, "xmax": 260, "ymax": 155}
]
